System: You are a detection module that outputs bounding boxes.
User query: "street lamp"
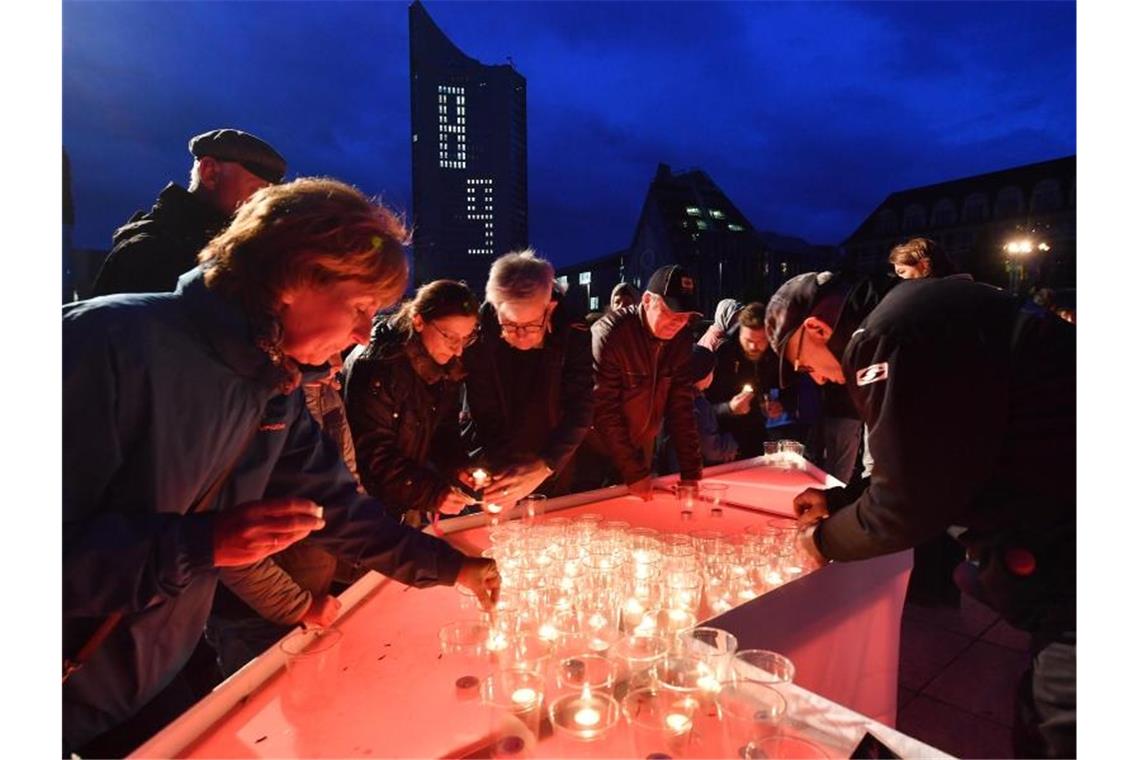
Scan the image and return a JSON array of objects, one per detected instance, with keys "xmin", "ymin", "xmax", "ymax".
[{"xmin": 1002, "ymin": 236, "xmax": 1050, "ymax": 296}]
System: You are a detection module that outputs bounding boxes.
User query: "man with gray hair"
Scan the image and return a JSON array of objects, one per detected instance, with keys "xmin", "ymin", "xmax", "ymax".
[{"xmin": 462, "ymin": 249, "xmax": 595, "ymax": 500}]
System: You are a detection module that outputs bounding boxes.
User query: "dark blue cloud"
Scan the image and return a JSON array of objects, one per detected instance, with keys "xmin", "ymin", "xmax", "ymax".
[{"xmin": 63, "ymin": 1, "xmax": 1074, "ymax": 268}]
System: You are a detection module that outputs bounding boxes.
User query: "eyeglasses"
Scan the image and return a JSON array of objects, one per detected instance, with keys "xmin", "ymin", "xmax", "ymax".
[
  {"xmin": 428, "ymin": 321, "xmax": 479, "ymax": 348},
  {"xmin": 499, "ymin": 313, "xmax": 548, "ymax": 337}
]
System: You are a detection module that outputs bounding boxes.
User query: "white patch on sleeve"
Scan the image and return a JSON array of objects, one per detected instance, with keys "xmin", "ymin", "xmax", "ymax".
[{"xmin": 855, "ymin": 362, "xmax": 889, "ymax": 386}]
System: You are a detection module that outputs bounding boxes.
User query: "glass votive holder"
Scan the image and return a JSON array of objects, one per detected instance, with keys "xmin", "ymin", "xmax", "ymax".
[
  {"xmin": 731, "ymin": 649, "xmax": 796, "ymax": 685},
  {"xmin": 750, "ymin": 734, "xmax": 830, "ymax": 759},
  {"xmin": 439, "ymin": 620, "xmax": 494, "ymax": 695},
  {"xmin": 634, "ymin": 607, "xmax": 697, "ymax": 637},
  {"xmin": 519, "ymin": 494, "xmax": 547, "ymax": 525},
  {"xmin": 499, "ymin": 632, "xmax": 555, "ymax": 674},
  {"xmin": 673, "ymin": 483, "xmax": 699, "ymax": 519},
  {"xmin": 701, "ymin": 482, "xmax": 729, "ymax": 516},
  {"xmin": 654, "ymin": 655, "xmax": 722, "ymax": 700},
  {"xmin": 666, "ymin": 574, "xmax": 703, "ymax": 615},
  {"xmin": 621, "ymin": 686, "xmax": 702, "ymax": 759},
  {"xmin": 762, "ymin": 440, "xmax": 780, "ymax": 462},
  {"xmin": 778, "ymin": 439, "xmax": 805, "ymax": 469},
  {"xmin": 279, "ymin": 627, "xmax": 343, "ymax": 710},
  {"xmin": 549, "ymin": 685, "xmax": 622, "ymax": 743},
  {"xmin": 678, "ymin": 626, "xmax": 739, "ymax": 681},
  {"xmin": 480, "ymin": 667, "xmax": 545, "ymax": 756},
  {"xmin": 717, "ymin": 681, "xmax": 787, "ymax": 758},
  {"xmin": 554, "ymin": 653, "xmax": 620, "ymax": 694}
]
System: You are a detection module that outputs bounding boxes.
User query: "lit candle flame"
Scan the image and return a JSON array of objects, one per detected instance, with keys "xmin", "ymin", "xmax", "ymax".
[
  {"xmin": 472, "ymin": 469, "xmax": 489, "ymax": 487},
  {"xmin": 511, "ymin": 687, "xmax": 537, "ymax": 707},
  {"xmin": 742, "ymin": 383, "xmax": 754, "ymax": 394},
  {"xmin": 665, "ymin": 713, "xmax": 692, "ymax": 733}
]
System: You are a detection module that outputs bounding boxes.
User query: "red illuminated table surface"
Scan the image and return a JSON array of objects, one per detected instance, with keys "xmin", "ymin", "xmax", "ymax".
[{"xmin": 133, "ymin": 457, "xmax": 944, "ymax": 759}]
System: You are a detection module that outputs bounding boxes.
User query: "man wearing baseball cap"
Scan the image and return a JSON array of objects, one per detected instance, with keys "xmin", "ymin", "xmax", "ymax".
[
  {"xmin": 584, "ymin": 264, "xmax": 704, "ymax": 499},
  {"xmin": 768, "ymin": 271, "xmax": 1075, "ymax": 758},
  {"xmin": 92, "ymin": 128, "xmax": 287, "ymax": 296}
]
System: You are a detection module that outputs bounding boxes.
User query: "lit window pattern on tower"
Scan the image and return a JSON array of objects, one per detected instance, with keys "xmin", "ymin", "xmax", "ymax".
[
  {"xmin": 466, "ymin": 178, "xmax": 495, "ymax": 255},
  {"xmin": 438, "ymin": 85, "xmax": 467, "ymax": 169}
]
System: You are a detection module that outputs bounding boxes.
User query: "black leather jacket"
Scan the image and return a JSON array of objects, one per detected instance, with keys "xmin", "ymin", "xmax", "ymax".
[
  {"xmin": 343, "ymin": 318, "xmax": 468, "ymax": 516},
  {"xmin": 590, "ymin": 304, "xmax": 703, "ymax": 484}
]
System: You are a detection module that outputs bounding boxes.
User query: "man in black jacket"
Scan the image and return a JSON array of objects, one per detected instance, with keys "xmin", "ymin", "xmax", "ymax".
[
  {"xmin": 586, "ymin": 265, "xmax": 704, "ymax": 499},
  {"xmin": 768, "ymin": 272, "xmax": 1075, "ymax": 758},
  {"xmin": 705, "ymin": 301, "xmax": 786, "ymax": 458},
  {"xmin": 91, "ymin": 128, "xmax": 286, "ymax": 296},
  {"xmin": 463, "ymin": 250, "xmax": 595, "ymax": 501}
]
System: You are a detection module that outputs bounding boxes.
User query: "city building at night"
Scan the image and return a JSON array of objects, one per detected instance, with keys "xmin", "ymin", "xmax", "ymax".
[
  {"xmin": 623, "ymin": 163, "xmax": 768, "ymax": 316},
  {"xmin": 556, "ymin": 249, "xmax": 628, "ymax": 315},
  {"xmin": 409, "ymin": 1, "xmax": 528, "ymax": 293},
  {"xmin": 842, "ymin": 155, "xmax": 1076, "ymax": 292}
]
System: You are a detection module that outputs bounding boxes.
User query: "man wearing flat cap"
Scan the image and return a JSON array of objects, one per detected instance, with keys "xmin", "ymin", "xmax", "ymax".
[
  {"xmin": 768, "ymin": 271, "xmax": 1075, "ymax": 758},
  {"xmin": 584, "ymin": 264, "xmax": 704, "ymax": 499},
  {"xmin": 91, "ymin": 128, "xmax": 286, "ymax": 296}
]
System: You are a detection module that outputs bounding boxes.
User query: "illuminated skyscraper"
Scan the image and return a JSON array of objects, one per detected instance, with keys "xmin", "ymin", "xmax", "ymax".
[{"xmin": 409, "ymin": 1, "xmax": 527, "ymax": 293}]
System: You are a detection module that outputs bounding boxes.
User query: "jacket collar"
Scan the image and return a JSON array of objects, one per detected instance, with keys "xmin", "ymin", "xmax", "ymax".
[{"xmin": 175, "ymin": 268, "xmax": 295, "ymax": 393}]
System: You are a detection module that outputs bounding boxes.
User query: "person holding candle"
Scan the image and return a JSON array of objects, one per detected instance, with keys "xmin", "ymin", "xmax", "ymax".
[
  {"xmin": 659, "ymin": 345, "xmax": 739, "ymax": 471},
  {"xmin": 462, "ymin": 250, "xmax": 595, "ymax": 500},
  {"xmin": 768, "ymin": 271, "xmax": 1075, "ymax": 758},
  {"xmin": 585, "ymin": 264, "xmax": 704, "ymax": 499},
  {"xmin": 705, "ymin": 301, "xmax": 788, "ymax": 458},
  {"xmin": 63, "ymin": 178, "xmax": 500, "ymax": 756},
  {"xmin": 343, "ymin": 279, "xmax": 481, "ymax": 522}
]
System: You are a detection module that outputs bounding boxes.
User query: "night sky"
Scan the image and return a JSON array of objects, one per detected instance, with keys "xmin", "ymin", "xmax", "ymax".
[{"xmin": 63, "ymin": 1, "xmax": 1075, "ymax": 268}]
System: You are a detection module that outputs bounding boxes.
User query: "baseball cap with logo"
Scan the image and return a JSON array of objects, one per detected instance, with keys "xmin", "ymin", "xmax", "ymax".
[
  {"xmin": 188, "ymin": 128, "xmax": 287, "ymax": 184},
  {"xmin": 646, "ymin": 264, "xmax": 701, "ymax": 314}
]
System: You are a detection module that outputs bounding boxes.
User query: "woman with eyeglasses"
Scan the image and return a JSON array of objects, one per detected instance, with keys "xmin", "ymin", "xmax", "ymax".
[{"xmin": 343, "ymin": 279, "xmax": 481, "ymax": 523}]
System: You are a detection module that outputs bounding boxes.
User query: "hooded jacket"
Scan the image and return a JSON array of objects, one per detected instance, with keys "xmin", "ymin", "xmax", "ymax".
[
  {"xmin": 91, "ymin": 183, "xmax": 231, "ymax": 296},
  {"xmin": 589, "ymin": 304, "xmax": 703, "ymax": 484},
  {"xmin": 63, "ymin": 270, "xmax": 465, "ymax": 748},
  {"xmin": 343, "ymin": 317, "xmax": 469, "ymax": 516}
]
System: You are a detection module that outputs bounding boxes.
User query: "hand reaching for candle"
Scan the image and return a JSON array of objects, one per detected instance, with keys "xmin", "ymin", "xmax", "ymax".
[
  {"xmin": 300, "ymin": 593, "xmax": 342, "ymax": 627},
  {"xmin": 483, "ymin": 459, "xmax": 554, "ymax": 503},
  {"xmin": 792, "ymin": 487, "xmax": 829, "ymax": 527},
  {"xmin": 436, "ymin": 485, "xmax": 477, "ymax": 515},
  {"xmin": 456, "ymin": 556, "xmax": 501, "ymax": 610},
  {"xmin": 728, "ymin": 389, "xmax": 754, "ymax": 415},
  {"xmin": 212, "ymin": 498, "xmax": 326, "ymax": 567},
  {"xmin": 796, "ymin": 523, "xmax": 829, "ymax": 571},
  {"xmin": 628, "ymin": 476, "xmax": 655, "ymax": 501}
]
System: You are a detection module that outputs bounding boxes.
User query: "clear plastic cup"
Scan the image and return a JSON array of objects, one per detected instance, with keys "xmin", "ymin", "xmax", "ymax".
[
  {"xmin": 678, "ymin": 626, "xmax": 739, "ymax": 681},
  {"xmin": 732, "ymin": 649, "xmax": 796, "ymax": 685},
  {"xmin": 480, "ymin": 667, "xmax": 545, "ymax": 757},
  {"xmin": 717, "ymin": 681, "xmax": 788, "ymax": 758},
  {"xmin": 519, "ymin": 494, "xmax": 547, "ymax": 525},
  {"xmin": 280, "ymin": 627, "xmax": 343, "ymax": 710}
]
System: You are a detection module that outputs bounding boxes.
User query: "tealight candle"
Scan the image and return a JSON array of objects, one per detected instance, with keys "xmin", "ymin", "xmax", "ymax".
[
  {"xmin": 472, "ymin": 468, "xmax": 489, "ymax": 487},
  {"xmin": 485, "ymin": 502, "xmax": 503, "ymax": 514},
  {"xmin": 697, "ymin": 674, "xmax": 721, "ymax": 693},
  {"xmin": 665, "ymin": 712, "xmax": 693, "ymax": 733},
  {"xmin": 538, "ymin": 623, "xmax": 559, "ymax": 642},
  {"xmin": 742, "ymin": 383, "xmax": 754, "ymax": 394},
  {"xmin": 487, "ymin": 632, "xmax": 509, "ymax": 652},
  {"xmin": 587, "ymin": 613, "xmax": 608, "ymax": 630},
  {"xmin": 574, "ymin": 706, "xmax": 601, "ymax": 727},
  {"xmin": 511, "ymin": 687, "xmax": 538, "ymax": 708}
]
